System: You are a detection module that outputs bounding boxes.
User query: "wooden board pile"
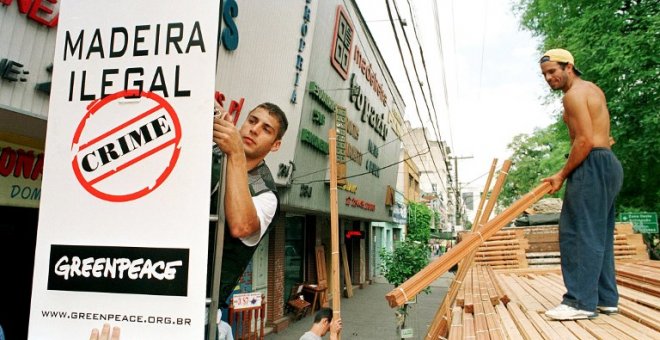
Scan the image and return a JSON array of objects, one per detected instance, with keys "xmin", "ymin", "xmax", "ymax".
[
  {"xmin": 472, "ymin": 222, "xmax": 649, "ymax": 270},
  {"xmin": 522, "ymin": 225, "xmax": 560, "ymax": 268},
  {"xmin": 613, "ymin": 223, "xmax": 650, "ymax": 261},
  {"xmin": 474, "ymin": 229, "xmax": 529, "ymax": 269},
  {"xmin": 447, "ymin": 260, "xmax": 660, "ymax": 339}
]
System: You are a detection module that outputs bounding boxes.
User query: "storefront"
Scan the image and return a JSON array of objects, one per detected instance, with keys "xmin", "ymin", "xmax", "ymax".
[{"xmin": 1, "ymin": 1, "xmax": 58, "ymax": 338}]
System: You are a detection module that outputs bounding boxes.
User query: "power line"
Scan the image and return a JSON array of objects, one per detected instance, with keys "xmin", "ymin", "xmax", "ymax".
[
  {"xmin": 292, "ymin": 148, "xmax": 430, "ymax": 185},
  {"xmin": 401, "ymin": 0, "xmax": 444, "ymax": 150},
  {"xmin": 290, "ymin": 125, "xmax": 415, "ymax": 182},
  {"xmin": 384, "ymin": 0, "xmax": 448, "ymax": 195},
  {"xmin": 432, "ymin": 0, "xmax": 456, "ymax": 153}
]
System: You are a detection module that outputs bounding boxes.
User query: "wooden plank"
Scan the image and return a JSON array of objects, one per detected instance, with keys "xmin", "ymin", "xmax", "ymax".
[
  {"xmin": 506, "ymin": 302, "xmax": 544, "ymax": 340},
  {"xmin": 576, "ymin": 319, "xmax": 623, "ymax": 340},
  {"xmin": 617, "ymin": 276, "xmax": 660, "ymax": 297},
  {"xmin": 498, "ymin": 275, "xmax": 544, "ymax": 312},
  {"xmin": 494, "ymin": 304, "xmax": 524, "ymax": 340},
  {"xmin": 561, "ymin": 321, "xmax": 597, "ymax": 340},
  {"xmin": 527, "ymin": 258, "xmax": 561, "ymax": 265},
  {"xmin": 515, "ymin": 275, "xmax": 556, "ymax": 310},
  {"xmin": 618, "ymin": 284, "xmax": 660, "ymax": 310},
  {"xmin": 447, "ymin": 306, "xmax": 463, "ymax": 340},
  {"xmin": 638, "ymin": 260, "xmax": 660, "ymax": 270},
  {"xmin": 619, "ymin": 300, "xmax": 660, "ymax": 332},
  {"xmin": 464, "ymin": 268, "xmax": 474, "ymax": 313},
  {"xmin": 526, "ymin": 251, "xmax": 561, "ymax": 258},
  {"xmin": 527, "ymin": 310, "xmax": 563, "ymax": 339},
  {"xmin": 545, "ymin": 318, "xmax": 580, "ymax": 339},
  {"xmin": 463, "ymin": 308, "xmax": 475, "ymax": 340},
  {"xmin": 589, "ymin": 317, "xmax": 637, "ymax": 340},
  {"xmin": 473, "ymin": 299, "xmax": 489, "ymax": 340},
  {"xmin": 340, "ymin": 243, "xmax": 353, "ymax": 298},
  {"xmin": 611, "ymin": 314, "xmax": 660, "ymax": 338},
  {"xmin": 482, "ymin": 300, "xmax": 503, "ymax": 340},
  {"xmin": 599, "ymin": 314, "xmax": 655, "ymax": 340}
]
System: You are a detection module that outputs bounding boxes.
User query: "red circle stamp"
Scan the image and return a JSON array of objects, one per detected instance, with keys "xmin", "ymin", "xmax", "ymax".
[{"xmin": 71, "ymin": 90, "xmax": 182, "ymax": 202}]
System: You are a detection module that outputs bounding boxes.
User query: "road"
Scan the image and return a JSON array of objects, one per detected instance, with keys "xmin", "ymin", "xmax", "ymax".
[{"xmin": 266, "ymin": 272, "xmax": 454, "ymax": 340}]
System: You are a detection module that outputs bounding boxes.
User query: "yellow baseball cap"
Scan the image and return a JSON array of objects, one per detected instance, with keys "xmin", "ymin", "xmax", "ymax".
[{"xmin": 540, "ymin": 48, "xmax": 583, "ymax": 76}]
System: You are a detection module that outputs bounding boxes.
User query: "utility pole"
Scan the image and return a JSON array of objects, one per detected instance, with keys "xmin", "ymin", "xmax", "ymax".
[{"xmin": 451, "ymin": 155, "xmax": 473, "ymax": 227}]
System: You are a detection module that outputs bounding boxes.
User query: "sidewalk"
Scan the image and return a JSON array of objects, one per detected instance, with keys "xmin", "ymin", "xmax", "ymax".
[{"xmin": 266, "ymin": 271, "xmax": 454, "ymax": 340}]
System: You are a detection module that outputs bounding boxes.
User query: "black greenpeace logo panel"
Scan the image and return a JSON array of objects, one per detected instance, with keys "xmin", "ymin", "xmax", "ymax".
[{"xmin": 48, "ymin": 245, "xmax": 189, "ymax": 296}]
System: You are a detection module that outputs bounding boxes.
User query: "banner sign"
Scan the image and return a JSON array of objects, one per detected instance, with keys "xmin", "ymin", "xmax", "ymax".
[
  {"xmin": 28, "ymin": 1, "xmax": 219, "ymax": 339},
  {"xmin": 0, "ymin": 140, "xmax": 43, "ymax": 208}
]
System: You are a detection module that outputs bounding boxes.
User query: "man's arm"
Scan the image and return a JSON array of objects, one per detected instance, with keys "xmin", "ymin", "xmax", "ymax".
[
  {"xmin": 213, "ymin": 115, "xmax": 261, "ymax": 239},
  {"xmin": 542, "ymin": 90, "xmax": 594, "ymax": 193}
]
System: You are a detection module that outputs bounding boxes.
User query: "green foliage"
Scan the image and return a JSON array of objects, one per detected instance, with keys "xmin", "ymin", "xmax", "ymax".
[
  {"xmin": 407, "ymin": 202, "xmax": 432, "ymax": 244},
  {"xmin": 512, "ymin": 0, "xmax": 660, "ymax": 214},
  {"xmin": 500, "ymin": 121, "xmax": 569, "ymax": 206},
  {"xmin": 379, "ymin": 241, "xmax": 430, "ymax": 287},
  {"xmin": 378, "ymin": 202, "xmax": 432, "ymax": 287}
]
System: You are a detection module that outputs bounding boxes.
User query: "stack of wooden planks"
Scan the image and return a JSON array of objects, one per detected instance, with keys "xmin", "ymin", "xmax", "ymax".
[
  {"xmin": 447, "ymin": 260, "xmax": 660, "ymax": 339},
  {"xmin": 523, "ymin": 225, "xmax": 561, "ymax": 268},
  {"xmin": 474, "ymin": 229, "xmax": 529, "ymax": 269},
  {"xmin": 614, "ymin": 223, "xmax": 650, "ymax": 261},
  {"xmin": 471, "ymin": 222, "xmax": 650, "ymax": 270}
]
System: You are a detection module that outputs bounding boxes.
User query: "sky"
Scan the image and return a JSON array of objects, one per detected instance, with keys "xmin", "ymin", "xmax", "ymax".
[{"xmin": 356, "ymin": 0, "xmax": 562, "ymax": 202}]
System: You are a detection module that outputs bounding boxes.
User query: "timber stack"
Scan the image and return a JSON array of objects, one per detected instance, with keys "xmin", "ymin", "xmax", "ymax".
[
  {"xmin": 445, "ymin": 260, "xmax": 660, "ymax": 339},
  {"xmin": 470, "ymin": 222, "xmax": 649, "ymax": 271}
]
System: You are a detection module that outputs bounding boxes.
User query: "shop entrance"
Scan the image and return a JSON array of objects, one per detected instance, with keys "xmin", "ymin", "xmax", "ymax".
[{"xmin": 0, "ymin": 206, "xmax": 39, "ymax": 340}]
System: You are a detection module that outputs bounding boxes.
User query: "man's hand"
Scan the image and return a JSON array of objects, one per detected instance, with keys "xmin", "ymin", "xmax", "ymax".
[
  {"xmin": 213, "ymin": 104, "xmax": 244, "ymax": 157},
  {"xmin": 329, "ymin": 317, "xmax": 342, "ymax": 340},
  {"xmin": 542, "ymin": 172, "xmax": 565, "ymax": 194},
  {"xmin": 89, "ymin": 324, "xmax": 120, "ymax": 340}
]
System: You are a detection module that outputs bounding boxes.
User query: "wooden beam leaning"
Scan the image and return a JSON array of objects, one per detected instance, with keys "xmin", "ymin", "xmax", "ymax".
[
  {"xmin": 427, "ymin": 160, "xmax": 512, "ymax": 337},
  {"xmin": 386, "ymin": 181, "xmax": 552, "ymax": 309},
  {"xmin": 328, "ymin": 128, "xmax": 341, "ymax": 339},
  {"xmin": 423, "ymin": 159, "xmax": 500, "ymax": 338},
  {"xmin": 471, "ymin": 159, "xmax": 498, "ymax": 230}
]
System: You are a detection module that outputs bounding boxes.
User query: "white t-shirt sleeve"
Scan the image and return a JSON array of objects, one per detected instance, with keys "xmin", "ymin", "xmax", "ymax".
[{"xmin": 239, "ymin": 191, "xmax": 277, "ymax": 246}]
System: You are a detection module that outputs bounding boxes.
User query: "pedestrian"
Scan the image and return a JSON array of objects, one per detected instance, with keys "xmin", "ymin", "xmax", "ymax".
[
  {"xmin": 211, "ymin": 102, "xmax": 288, "ymax": 307},
  {"xmin": 299, "ymin": 307, "xmax": 342, "ymax": 340},
  {"xmin": 539, "ymin": 49, "xmax": 623, "ymax": 320}
]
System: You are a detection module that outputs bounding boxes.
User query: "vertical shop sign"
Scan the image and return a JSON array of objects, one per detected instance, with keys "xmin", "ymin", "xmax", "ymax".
[
  {"xmin": 330, "ymin": 5, "xmax": 354, "ymax": 80},
  {"xmin": 28, "ymin": 1, "xmax": 219, "ymax": 339}
]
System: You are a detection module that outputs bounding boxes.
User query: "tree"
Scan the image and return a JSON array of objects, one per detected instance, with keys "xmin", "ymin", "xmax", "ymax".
[
  {"xmin": 379, "ymin": 201, "xmax": 431, "ymax": 338},
  {"xmin": 512, "ymin": 0, "xmax": 659, "ymax": 214},
  {"xmin": 500, "ymin": 121, "xmax": 569, "ymax": 206}
]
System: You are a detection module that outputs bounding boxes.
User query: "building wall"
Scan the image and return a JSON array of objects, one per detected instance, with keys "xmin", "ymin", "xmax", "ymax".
[
  {"xmin": 0, "ymin": 2, "xmax": 58, "ymax": 120},
  {"xmin": 278, "ymin": 0, "xmax": 405, "ymax": 224}
]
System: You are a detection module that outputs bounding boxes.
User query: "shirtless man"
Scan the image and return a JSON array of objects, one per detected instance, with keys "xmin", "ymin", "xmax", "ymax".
[{"xmin": 539, "ymin": 49, "xmax": 624, "ymax": 321}]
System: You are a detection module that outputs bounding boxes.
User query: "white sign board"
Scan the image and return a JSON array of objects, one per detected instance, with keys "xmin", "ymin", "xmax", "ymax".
[
  {"xmin": 400, "ymin": 328, "xmax": 414, "ymax": 338},
  {"xmin": 28, "ymin": 1, "xmax": 219, "ymax": 339},
  {"xmin": 231, "ymin": 292, "xmax": 263, "ymax": 310}
]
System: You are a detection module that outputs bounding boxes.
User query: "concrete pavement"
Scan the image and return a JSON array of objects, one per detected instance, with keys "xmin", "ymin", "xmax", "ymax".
[{"xmin": 266, "ymin": 272, "xmax": 454, "ymax": 340}]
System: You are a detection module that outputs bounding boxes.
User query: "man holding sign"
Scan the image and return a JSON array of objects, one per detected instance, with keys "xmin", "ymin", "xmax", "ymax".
[{"xmin": 211, "ymin": 101, "xmax": 288, "ymax": 305}]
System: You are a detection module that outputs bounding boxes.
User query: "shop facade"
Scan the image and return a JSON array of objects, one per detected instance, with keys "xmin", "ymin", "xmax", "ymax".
[{"xmin": 1, "ymin": 2, "xmax": 58, "ymax": 339}]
